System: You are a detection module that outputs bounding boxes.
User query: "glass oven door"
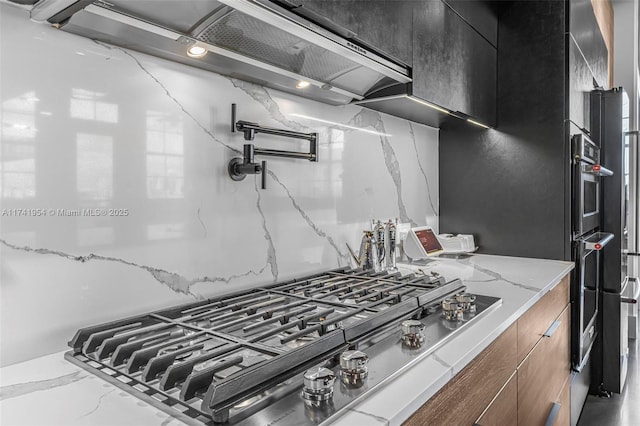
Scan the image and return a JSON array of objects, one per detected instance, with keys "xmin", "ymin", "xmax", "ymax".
[{"xmin": 573, "ymin": 232, "xmax": 614, "ymax": 370}]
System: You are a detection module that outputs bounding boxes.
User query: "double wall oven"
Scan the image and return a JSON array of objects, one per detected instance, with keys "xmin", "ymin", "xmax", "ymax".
[{"xmin": 571, "ymin": 132, "xmax": 613, "ymax": 371}]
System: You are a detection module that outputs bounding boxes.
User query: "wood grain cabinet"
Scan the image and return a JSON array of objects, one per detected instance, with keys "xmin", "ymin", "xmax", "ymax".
[
  {"xmin": 404, "ymin": 274, "xmax": 571, "ymax": 426},
  {"xmin": 518, "ymin": 307, "xmax": 571, "ymax": 426},
  {"xmin": 475, "ymin": 373, "xmax": 518, "ymax": 426},
  {"xmin": 404, "ymin": 324, "xmax": 518, "ymax": 426}
]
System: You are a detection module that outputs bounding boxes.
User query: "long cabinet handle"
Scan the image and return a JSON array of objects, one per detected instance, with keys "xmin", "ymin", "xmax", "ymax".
[
  {"xmin": 543, "ymin": 320, "xmax": 561, "ymax": 338},
  {"xmin": 545, "ymin": 402, "xmax": 561, "ymax": 426}
]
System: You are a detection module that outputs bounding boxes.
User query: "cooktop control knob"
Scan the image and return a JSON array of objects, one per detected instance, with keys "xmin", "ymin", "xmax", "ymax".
[
  {"xmin": 339, "ymin": 350, "xmax": 369, "ymax": 387},
  {"xmin": 441, "ymin": 298, "xmax": 464, "ymax": 321},
  {"xmin": 301, "ymin": 367, "xmax": 336, "ymax": 406},
  {"xmin": 455, "ymin": 293, "xmax": 477, "ymax": 314},
  {"xmin": 401, "ymin": 319, "xmax": 425, "ymax": 348}
]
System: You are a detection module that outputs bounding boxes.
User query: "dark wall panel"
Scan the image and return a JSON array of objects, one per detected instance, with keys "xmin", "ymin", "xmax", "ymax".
[{"xmin": 439, "ymin": 0, "xmax": 570, "ymax": 260}]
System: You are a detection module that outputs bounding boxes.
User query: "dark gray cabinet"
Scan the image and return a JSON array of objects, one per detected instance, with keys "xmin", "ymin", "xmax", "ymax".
[
  {"xmin": 291, "ymin": 0, "xmax": 413, "ymax": 65},
  {"xmin": 442, "ymin": 0, "xmax": 498, "ymax": 47},
  {"xmin": 439, "ymin": 0, "xmax": 569, "ymax": 260},
  {"xmin": 281, "ymin": 0, "xmax": 497, "ymax": 127},
  {"xmin": 412, "ymin": 1, "xmax": 497, "ymax": 126},
  {"xmin": 569, "ymin": 36, "xmax": 595, "ymax": 133},
  {"xmin": 569, "ymin": 0, "xmax": 608, "ymax": 88}
]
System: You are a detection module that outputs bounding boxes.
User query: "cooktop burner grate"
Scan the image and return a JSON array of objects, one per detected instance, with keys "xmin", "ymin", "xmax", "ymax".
[{"xmin": 65, "ymin": 267, "xmax": 500, "ymax": 425}]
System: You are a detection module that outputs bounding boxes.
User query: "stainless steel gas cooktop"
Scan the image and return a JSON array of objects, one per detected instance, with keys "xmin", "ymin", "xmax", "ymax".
[{"xmin": 65, "ymin": 267, "xmax": 501, "ymax": 425}]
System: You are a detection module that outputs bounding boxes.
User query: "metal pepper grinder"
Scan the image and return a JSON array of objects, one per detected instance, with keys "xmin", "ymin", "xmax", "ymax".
[
  {"xmin": 358, "ymin": 230, "xmax": 378, "ymax": 271},
  {"xmin": 385, "ymin": 218, "xmax": 398, "ymax": 270}
]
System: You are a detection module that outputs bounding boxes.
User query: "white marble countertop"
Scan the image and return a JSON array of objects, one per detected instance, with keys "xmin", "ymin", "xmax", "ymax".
[{"xmin": 0, "ymin": 254, "xmax": 574, "ymax": 426}]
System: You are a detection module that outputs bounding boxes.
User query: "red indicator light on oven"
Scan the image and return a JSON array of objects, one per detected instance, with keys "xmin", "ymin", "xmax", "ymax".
[
  {"xmin": 595, "ymin": 243, "xmax": 602, "ymax": 250},
  {"xmin": 593, "ymin": 165, "xmax": 601, "ymax": 171}
]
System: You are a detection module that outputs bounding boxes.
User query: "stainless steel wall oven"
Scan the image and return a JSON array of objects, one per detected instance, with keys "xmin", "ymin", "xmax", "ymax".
[
  {"xmin": 572, "ymin": 134, "xmax": 611, "ymax": 238},
  {"xmin": 573, "ymin": 232, "xmax": 612, "ymax": 368},
  {"xmin": 571, "ymin": 132, "xmax": 613, "ymax": 371}
]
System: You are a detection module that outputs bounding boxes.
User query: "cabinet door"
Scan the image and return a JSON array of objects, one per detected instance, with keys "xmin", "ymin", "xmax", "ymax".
[
  {"xmin": 568, "ymin": 36, "xmax": 594, "ymax": 133},
  {"xmin": 442, "ymin": 0, "xmax": 498, "ymax": 47},
  {"xmin": 518, "ymin": 307, "xmax": 571, "ymax": 426},
  {"xmin": 569, "ymin": 0, "xmax": 608, "ymax": 88},
  {"xmin": 554, "ymin": 378, "xmax": 571, "ymax": 426},
  {"xmin": 475, "ymin": 373, "xmax": 517, "ymax": 426},
  {"xmin": 293, "ymin": 0, "xmax": 413, "ymax": 65},
  {"xmin": 412, "ymin": 0, "xmax": 496, "ymax": 126},
  {"xmin": 404, "ymin": 324, "xmax": 517, "ymax": 426},
  {"xmin": 517, "ymin": 276, "xmax": 570, "ymax": 364}
]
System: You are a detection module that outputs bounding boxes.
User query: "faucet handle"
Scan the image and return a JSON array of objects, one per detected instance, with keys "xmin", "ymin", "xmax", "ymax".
[{"xmin": 261, "ymin": 161, "xmax": 267, "ymax": 189}]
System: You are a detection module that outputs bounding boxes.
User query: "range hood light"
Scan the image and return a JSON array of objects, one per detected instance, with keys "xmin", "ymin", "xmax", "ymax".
[
  {"xmin": 296, "ymin": 81, "xmax": 310, "ymax": 89},
  {"xmin": 467, "ymin": 118, "xmax": 491, "ymax": 129},
  {"xmin": 187, "ymin": 45, "xmax": 207, "ymax": 58}
]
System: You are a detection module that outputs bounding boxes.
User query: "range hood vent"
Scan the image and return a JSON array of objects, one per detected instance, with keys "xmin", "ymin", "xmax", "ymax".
[{"xmin": 28, "ymin": 0, "xmax": 411, "ymax": 105}]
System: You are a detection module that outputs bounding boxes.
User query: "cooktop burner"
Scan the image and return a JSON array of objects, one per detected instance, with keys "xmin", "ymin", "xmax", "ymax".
[{"xmin": 65, "ymin": 267, "xmax": 501, "ymax": 425}]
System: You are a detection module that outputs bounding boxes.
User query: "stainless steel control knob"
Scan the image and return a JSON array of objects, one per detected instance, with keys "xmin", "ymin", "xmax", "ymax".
[
  {"xmin": 339, "ymin": 350, "xmax": 369, "ymax": 371},
  {"xmin": 442, "ymin": 298, "xmax": 464, "ymax": 321},
  {"xmin": 456, "ymin": 293, "xmax": 477, "ymax": 312},
  {"xmin": 301, "ymin": 367, "xmax": 336, "ymax": 405},
  {"xmin": 339, "ymin": 350, "xmax": 369, "ymax": 387},
  {"xmin": 401, "ymin": 319, "xmax": 425, "ymax": 348},
  {"xmin": 455, "ymin": 293, "xmax": 476, "ymax": 304}
]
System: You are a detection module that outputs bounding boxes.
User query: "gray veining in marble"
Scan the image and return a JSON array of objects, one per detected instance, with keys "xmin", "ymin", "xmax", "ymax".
[
  {"xmin": 350, "ymin": 109, "xmax": 418, "ymax": 227},
  {"xmin": 230, "ymin": 79, "xmax": 315, "ymax": 134},
  {"xmin": 97, "ymin": 41, "xmax": 239, "ymax": 154},
  {"xmin": 0, "ymin": 239, "xmax": 268, "ymax": 296},
  {"xmin": 196, "ymin": 205, "xmax": 208, "ymax": 238},
  {"xmin": 269, "ymin": 171, "xmax": 349, "ymax": 264},
  {"xmin": 462, "ymin": 260, "xmax": 540, "ymax": 292},
  {"xmin": 76, "ymin": 388, "xmax": 115, "ymax": 419},
  {"xmin": 409, "ymin": 122, "xmax": 438, "ymax": 216},
  {"xmin": 347, "ymin": 408, "xmax": 391, "ymax": 425},
  {"xmin": 254, "ymin": 179, "xmax": 279, "ymax": 281},
  {"xmin": 0, "ymin": 371, "xmax": 87, "ymax": 401}
]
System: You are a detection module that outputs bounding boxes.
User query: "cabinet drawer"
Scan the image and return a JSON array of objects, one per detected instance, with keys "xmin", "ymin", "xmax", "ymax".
[
  {"xmin": 475, "ymin": 372, "xmax": 517, "ymax": 426},
  {"xmin": 517, "ymin": 275, "xmax": 570, "ymax": 364},
  {"xmin": 404, "ymin": 323, "xmax": 517, "ymax": 426},
  {"xmin": 518, "ymin": 306, "xmax": 571, "ymax": 426},
  {"xmin": 554, "ymin": 377, "xmax": 571, "ymax": 426}
]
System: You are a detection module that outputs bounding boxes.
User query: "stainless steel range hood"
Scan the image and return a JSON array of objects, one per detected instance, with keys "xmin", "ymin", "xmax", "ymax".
[{"xmin": 28, "ymin": 0, "xmax": 411, "ymax": 105}]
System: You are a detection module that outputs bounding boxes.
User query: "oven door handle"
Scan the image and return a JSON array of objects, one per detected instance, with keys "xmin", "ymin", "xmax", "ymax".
[
  {"xmin": 581, "ymin": 232, "xmax": 614, "ymax": 251},
  {"xmin": 584, "ymin": 164, "xmax": 613, "ymax": 176}
]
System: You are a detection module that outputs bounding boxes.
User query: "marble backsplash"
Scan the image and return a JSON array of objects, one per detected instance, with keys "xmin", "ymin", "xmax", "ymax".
[{"xmin": 0, "ymin": 3, "xmax": 438, "ymax": 366}]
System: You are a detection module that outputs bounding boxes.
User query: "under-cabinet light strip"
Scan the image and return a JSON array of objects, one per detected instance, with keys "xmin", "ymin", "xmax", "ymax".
[
  {"xmin": 290, "ymin": 114, "xmax": 393, "ymax": 136},
  {"xmin": 407, "ymin": 96, "xmax": 451, "ymax": 114},
  {"xmin": 467, "ymin": 119, "xmax": 491, "ymax": 129}
]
